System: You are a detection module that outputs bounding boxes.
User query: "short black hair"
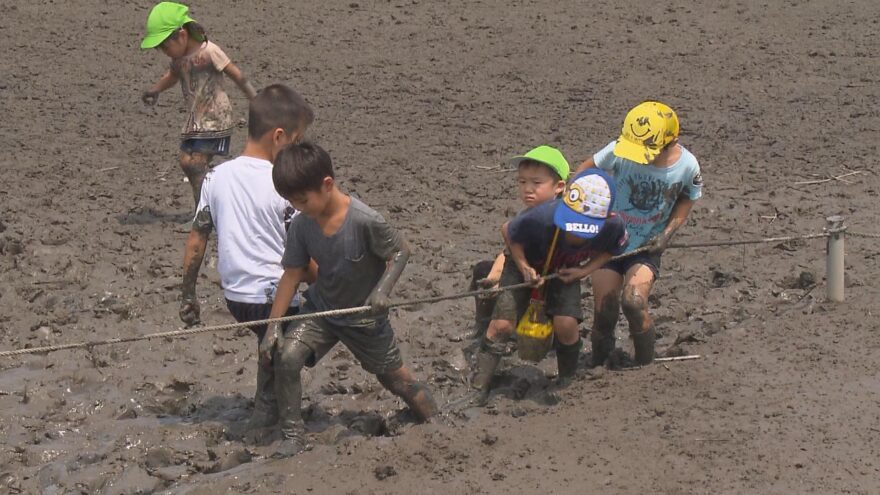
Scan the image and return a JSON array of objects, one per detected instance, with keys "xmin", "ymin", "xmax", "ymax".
[
  {"xmin": 518, "ymin": 159, "xmax": 563, "ymax": 182},
  {"xmin": 273, "ymin": 142, "xmax": 334, "ymax": 198},
  {"xmin": 248, "ymin": 84, "xmax": 314, "ymax": 139}
]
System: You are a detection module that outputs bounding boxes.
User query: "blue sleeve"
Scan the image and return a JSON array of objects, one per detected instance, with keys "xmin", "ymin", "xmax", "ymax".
[
  {"xmin": 281, "ymin": 215, "xmax": 310, "ymax": 268},
  {"xmin": 592, "ymin": 141, "xmax": 618, "ymax": 173}
]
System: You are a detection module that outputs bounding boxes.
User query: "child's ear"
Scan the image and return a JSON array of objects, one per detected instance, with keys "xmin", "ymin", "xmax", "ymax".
[
  {"xmin": 322, "ymin": 176, "xmax": 334, "ymax": 192},
  {"xmin": 554, "ymin": 180, "xmax": 566, "ymax": 194}
]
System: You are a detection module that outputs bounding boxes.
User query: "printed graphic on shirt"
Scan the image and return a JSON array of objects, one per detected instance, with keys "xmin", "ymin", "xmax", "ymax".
[{"xmin": 623, "ymin": 175, "xmax": 684, "ymax": 213}]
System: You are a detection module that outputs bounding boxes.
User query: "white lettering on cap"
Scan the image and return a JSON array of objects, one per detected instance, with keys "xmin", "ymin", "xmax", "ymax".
[{"xmin": 565, "ymin": 223, "xmax": 600, "ymax": 234}]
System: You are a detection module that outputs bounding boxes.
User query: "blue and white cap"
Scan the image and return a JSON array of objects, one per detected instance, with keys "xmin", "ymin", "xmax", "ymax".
[{"xmin": 553, "ymin": 169, "xmax": 616, "ymax": 239}]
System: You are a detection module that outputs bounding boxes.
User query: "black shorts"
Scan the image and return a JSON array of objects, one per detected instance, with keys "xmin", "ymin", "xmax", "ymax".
[
  {"xmin": 491, "ymin": 259, "xmax": 583, "ymax": 323},
  {"xmin": 604, "ymin": 252, "xmax": 661, "ymax": 279},
  {"xmin": 225, "ymin": 299, "xmax": 299, "ymax": 340},
  {"xmin": 283, "ymin": 302, "xmax": 404, "ymax": 375},
  {"xmin": 180, "ymin": 136, "xmax": 231, "ymax": 156}
]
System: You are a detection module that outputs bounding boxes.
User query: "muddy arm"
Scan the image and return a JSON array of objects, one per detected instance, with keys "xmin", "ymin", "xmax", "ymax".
[
  {"xmin": 181, "ymin": 228, "xmax": 210, "ymax": 302},
  {"xmin": 223, "ymin": 63, "xmax": 257, "ymax": 100},
  {"xmin": 367, "ymin": 240, "xmax": 410, "ymax": 313},
  {"xmin": 644, "ymin": 196, "xmax": 695, "ymax": 253},
  {"xmin": 143, "ymin": 69, "xmax": 179, "ymax": 105}
]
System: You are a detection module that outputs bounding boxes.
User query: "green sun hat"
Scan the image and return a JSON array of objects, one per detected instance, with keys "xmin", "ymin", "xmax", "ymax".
[
  {"xmin": 140, "ymin": 2, "xmax": 195, "ymax": 50},
  {"xmin": 508, "ymin": 145, "xmax": 570, "ymax": 180}
]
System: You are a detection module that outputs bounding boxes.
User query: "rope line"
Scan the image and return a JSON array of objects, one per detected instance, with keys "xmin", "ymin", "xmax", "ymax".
[
  {"xmin": 848, "ymin": 231, "xmax": 880, "ymax": 239},
  {"xmin": 0, "ymin": 230, "xmax": 864, "ymax": 358}
]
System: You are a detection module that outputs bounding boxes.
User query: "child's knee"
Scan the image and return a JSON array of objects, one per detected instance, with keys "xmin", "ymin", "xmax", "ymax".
[
  {"xmin": 552, "ymin": 316, "xmax": 580, "ymax": 344},
  {"xmin": 274, "ymin": 339, "xmax": 311, "ymax": 373},
  {"xmin": 621, "ymin": 286, "xmax": 649, "ymax": 322},
  {"xmin": 486, "ymin": 319, "xmax": 513, "ymax": 340}
]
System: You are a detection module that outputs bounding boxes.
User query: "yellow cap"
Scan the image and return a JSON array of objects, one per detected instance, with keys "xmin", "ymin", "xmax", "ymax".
[{"xmin": 613, "ymin": 101, "xmax": 680, "ymax": 165}]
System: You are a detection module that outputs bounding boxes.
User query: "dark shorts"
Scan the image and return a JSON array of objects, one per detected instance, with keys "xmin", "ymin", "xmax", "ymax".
[
  {"xmin": 491, "ymin": 260, "xmax": 583, "ymax": 323},
  {"xmin": 225, "ymin": 299, "xmax": 299, "ymax": 340},
  {"xmin": 180, "ymin": 136, "xmax": 231, "ymax": 156},
  {"xmin": 604, "ymin": 251, "xmax": 661, "ymax": 279},
  {"xmin": 282, "ymin": 303, "xmax": 403, "ymax": 375}
]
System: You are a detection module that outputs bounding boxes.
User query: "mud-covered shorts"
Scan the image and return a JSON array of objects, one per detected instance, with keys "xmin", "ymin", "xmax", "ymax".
[
  {"xmin": 491, "ymin": 259, "xmax": 584, "ymax": 323},
  {"xmin": 603, "ymin": 251, "xmax": 661, "ymax": 279},
  {"xmin": 225, "ymin": 299, "xmax": 299, "ymax": 340},
  {"xmin": 282, "ymin": 303, "xmax": 403, "ymax": 375}
]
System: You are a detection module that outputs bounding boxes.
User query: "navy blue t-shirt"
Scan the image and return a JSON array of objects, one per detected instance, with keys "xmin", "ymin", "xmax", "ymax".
[{"xmin": 507, "ymin": 199, "xmax": 628, "ymax": 271}]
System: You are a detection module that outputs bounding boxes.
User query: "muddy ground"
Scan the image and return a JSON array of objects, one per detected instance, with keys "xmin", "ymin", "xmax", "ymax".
[{"xmin": 1, "ymin": 0, "xmax": 879, "ymax": 493}]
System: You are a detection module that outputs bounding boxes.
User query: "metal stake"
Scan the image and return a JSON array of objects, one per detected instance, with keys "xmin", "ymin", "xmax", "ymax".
[{"xmin": 826, "ymin": 215, "xmax": 846, "ymax": 302}]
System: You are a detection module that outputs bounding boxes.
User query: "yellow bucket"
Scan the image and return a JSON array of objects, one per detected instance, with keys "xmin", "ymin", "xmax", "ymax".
[{"xmin": 516, "ymin": 299, "xmax": 554, "ymax": 362}]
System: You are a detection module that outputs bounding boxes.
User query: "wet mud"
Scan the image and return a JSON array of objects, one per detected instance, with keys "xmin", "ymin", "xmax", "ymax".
[{"xmin": 1, "ymin": 0, "xmax": 879, "ymax": 493}]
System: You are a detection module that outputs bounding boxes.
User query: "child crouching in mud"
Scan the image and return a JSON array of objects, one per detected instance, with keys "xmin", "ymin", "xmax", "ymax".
[
  {"xmin": 465, "ymin": 146, "xmax": 570, "ymax": 342},
  {"xmin": 140, "ymin": 2, "xmax": 257, "ymax": 207},
  {"xmin": 457, "ymin": 168, "xmax": 628, "ymax": 408},
  {"xmin": 260, "ymin": 142, "xmax": 436, "ymax": 458}
]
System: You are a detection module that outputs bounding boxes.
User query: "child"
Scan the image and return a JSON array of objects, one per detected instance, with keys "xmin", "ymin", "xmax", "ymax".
[
  {"xmin": 573, "ymin": 101, "xmax": 703, "ymax": 366},
  {"xmin": 140, "ymin": 2, "xmax": 257, "ymax": 206},
  {"xmin": 465, "ymin": 146, "xmax": 570, "ymax": 342},
  {"xmin": 178, "ymin": 84, "xmax": 315, "ymax": 430},
  {"xmin": 461, "ymin": 168, "xmax": 629, "ymax": 407},
  {"xmin": 260, "ymin": 142, "xmax": 437, "ymax": 458}
]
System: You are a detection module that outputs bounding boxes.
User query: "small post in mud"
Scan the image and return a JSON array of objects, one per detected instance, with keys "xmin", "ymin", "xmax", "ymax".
[{"xmin": 825, "ymin": 215, "xmax": 846, "ymax": 302}]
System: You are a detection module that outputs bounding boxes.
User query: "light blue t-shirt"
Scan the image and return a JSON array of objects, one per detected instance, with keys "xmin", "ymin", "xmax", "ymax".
[{"xmin": 594, "ymin": 140, "xmax": 703, "ymax": 253}]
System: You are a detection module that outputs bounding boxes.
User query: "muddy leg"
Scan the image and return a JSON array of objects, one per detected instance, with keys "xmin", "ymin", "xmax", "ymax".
[
  {"xmin": 376, "ymin": 366, "xmax": 437, "ymax": 422},
  {"xmin": 248, "ymin": 354, "xmax": 278, "ymax": 429},
  {"xmin": 552, "ymin": 316, "xmax": 582, "ymax": 386},
  {"xmin": 271, "ymin": 337, "xmax": 312, "ymax": 458},
  {"xmin": 590, "ymin": 269, "xmax": 623, "ymax": 367},
  {"xmin": 466, "ymin": 260, "xmax": 497, "ymax": 340},
  {"xmin": 179, "ymin": 151, "xmax": 213, "ymax": 206},
  {"xmin": 621, "ymin": 265, "xmax": 656, "ymax": 365}
]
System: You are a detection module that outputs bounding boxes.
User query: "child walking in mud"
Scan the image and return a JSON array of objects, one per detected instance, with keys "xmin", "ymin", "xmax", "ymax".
[
  {"xmin": 260, "ymin": 142, "xmax": 437, "ymax": 458},
  {"xmin": 458, "ymin": 168, "xmax": 629, "ymax": 408},
  {"xmin": 140, "ymin": 2, "xmax": 257, "ymax": 206},
  {"xmin": 179, "ymin": 84, "xmax": 315, "ymax": 431},
  {"xmin": 465, "ymin": 146, "xmax": 570, "ymax": 342},
  {"xmin": 573, "ymin": 101, "xmax": 703, "ymax": 366}
]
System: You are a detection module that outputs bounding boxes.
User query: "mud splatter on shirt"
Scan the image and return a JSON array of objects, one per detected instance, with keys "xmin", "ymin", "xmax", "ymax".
[{"xmin": 170, "ymin": 41, "xmax": 234, "ymax": 139}]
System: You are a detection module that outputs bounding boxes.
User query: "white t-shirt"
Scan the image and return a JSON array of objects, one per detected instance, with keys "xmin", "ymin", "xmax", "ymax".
[{"xmin": 195, "ymin": 156, "xmax": 300, "ymax": 306}]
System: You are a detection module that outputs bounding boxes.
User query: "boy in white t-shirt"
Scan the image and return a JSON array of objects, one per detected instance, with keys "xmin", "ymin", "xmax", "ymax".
[{"xmin": 179, "ymin": 84, "xmax": 316, "ymax": 429}]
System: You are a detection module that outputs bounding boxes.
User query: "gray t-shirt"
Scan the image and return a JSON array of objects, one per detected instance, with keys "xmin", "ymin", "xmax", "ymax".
[{"xmin": 282, "ymin": 197, "xmax": 402, "ymax": 327}]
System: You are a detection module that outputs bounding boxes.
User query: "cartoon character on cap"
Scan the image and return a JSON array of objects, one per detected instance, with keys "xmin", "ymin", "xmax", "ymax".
[
  {"xmin": 613, "ymin": 101, "xmax": 680, "ymax": 165},
  {"xmin": 554, "ymin": 169, "xmax": 616, "ymax": 239}
]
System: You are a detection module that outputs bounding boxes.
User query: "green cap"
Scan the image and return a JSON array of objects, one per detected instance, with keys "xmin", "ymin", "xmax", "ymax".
[
  {"xmin": 140, "ymin": 2, "xmax": 195, "ymax": 50},
  {"xmin": 508, "ymin": 145, "xmax": 570, "ymax": 180}
]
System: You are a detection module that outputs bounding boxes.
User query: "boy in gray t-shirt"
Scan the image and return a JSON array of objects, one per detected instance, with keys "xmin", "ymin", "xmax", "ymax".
[{"xmin": 261, "ymin": 142, "xmax": 436, "ymax": 458}]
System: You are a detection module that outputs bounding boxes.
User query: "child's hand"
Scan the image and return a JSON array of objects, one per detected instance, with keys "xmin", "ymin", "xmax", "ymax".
[
  {"xmin": 519, "ymin": 266, "xmax": 543, "ymax": 287},
  {"xmin": 259, "ymin": 322, "xmax": 284, "ymax": 365},
  {"xmin": 179, "ymin": 298, "xmax": 201, "ymax": 327},
  {"xmin": 644, "ymin": 232, "xmax": 671, "ymax": 254},
  {"xmin": 475, "ymin": 277, "xmax": 500, "ymax": 299},
  {"xmin": 557, "ymin": 266, "xmax": 586, "ymax": 284},
  {"xmin": 366, "ymin": 293, "xmax": 391, "ymax": 315},
  {"xmin": 141, "ymin": 90, "xmax": 159, "ymax": 106}
]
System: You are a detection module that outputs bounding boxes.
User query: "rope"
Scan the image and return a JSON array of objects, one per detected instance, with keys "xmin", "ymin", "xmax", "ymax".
[
  {"xmin": 0, "ymin": 229, "xmax": 861, "ymax": 358},
  {"xmin": 848, "ymin": 231, "xmax": 880, "ymax": 239},
  {"xmin": 669, "ymin": 232, "xmax": 829, "ymax": 249}
]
